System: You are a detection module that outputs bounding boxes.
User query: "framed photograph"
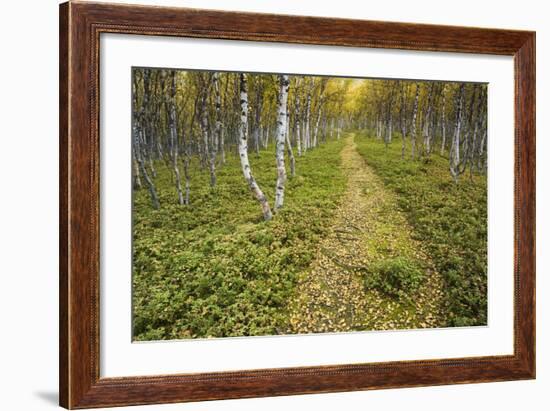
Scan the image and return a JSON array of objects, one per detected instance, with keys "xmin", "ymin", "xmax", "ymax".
[{"xmin": 59, "ymin": 1, "xmax": 535, "ymax": 408}]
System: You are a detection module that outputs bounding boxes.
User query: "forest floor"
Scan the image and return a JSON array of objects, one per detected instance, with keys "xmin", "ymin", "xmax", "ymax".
[
  {"xmin": 288, "ymin": 134, "xmax": 446, "ymax": 334},
  {"xmin": 133, "ymin": 131, "xmax": 486, "ymax": 341}
]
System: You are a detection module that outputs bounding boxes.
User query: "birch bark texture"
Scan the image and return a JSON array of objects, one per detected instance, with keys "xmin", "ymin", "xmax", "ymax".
[
  {"xmin": 133, "ymin": 72, "xmax": 160, "ymax": 209},
  {"xmin": 410, "ymin": 83, "xmax": 420, "ymax": 160},
  {"xmin": 274, "ymin": 75, "xmax": 290, "ymax": 210},
  {"xmin": 238, "ymin": 74, "xmax": 273, "ymax": 221},
  {"xmin": 450, "ymin": 84, "xmax": 465, "ymax": 183},
  {"xmin": 213, "ymin": 72, "xmax": 223, "ymax": 166}
]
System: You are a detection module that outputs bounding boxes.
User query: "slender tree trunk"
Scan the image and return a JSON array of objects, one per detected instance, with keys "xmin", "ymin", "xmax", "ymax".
[
  {"xmin": 132, "ymin": 151, "xmax": 142, "ymax": 189},
  {"xmin": 264, "ymin": 125, "xmax": 270, "ymax": 149},
  {"xmin": 313, "ymin": 101, "xmax": 323, "ymax": 148},
  {"xmin": 199, "ymin": 78, "xmax": 216, "ymax": 187},
  {"xmin": 183, "ymin": 154, "xmax": 191, "ymax": 205},
  {"xmin": 440, "ymin": 88, "xmax": 447, "ymax": 156},
  {"xmin": 469, "ymin": 120, "xmax": 479, "ymax": 180},
  {"xmin": 168, "ymin": 71, "xmax": 185, "ymax": 205},
  {"xmin": 385, "ymin": 113, "xmax": 393, "ymax": 148},
  {"xmin": 399, "ymin": 84, "xmax": 407, "ymax": 159},
  {"xmin": 294, "ymin": 80, "xmax": 302, "ymax": 156},
  {"xmin": 274, "ymin": 75, "xmax": 290, "ymax": 210},
  {"xmin": 219, "ymin": 74, "xmax": 228, "ymax": 165},
  {"xmin": 213, "ymin": 72, "xmax": 223, "ymax": 168},
  {"xmin": 286, "ymin": 111, "xmax": 296, "ymax": 177},
  {"xmin": 410, "ymin": 83, "xmax": 420, "ymax": 160},
  {"xmin": 142, "ymin": 71, "xmax": 157, "ymax": 179},
  {"xmin": 477, "ymin": 114, "xmax": 487, "ymax": 172},
  {"xmin": 422, "ymin": 83, "xmax": 435, "ymax": 157},
  {"xmin": 178, "ymin": 122, "xmax": 190, "ymax": 205},
  {"xmin": 253, "ymin": 81, "xmax": 264, "ymax": 157},
  {"xmin": 133, "ymin": 73, "xmax": 159, "ymax": 209},
  {"xmin": 304, "ymin": 83, "xmax": 311, "ymax": 152},
  {"xmin": 450, "ymin": 84, "xmax": 465, "ymax": 183},
  {"xmin": 238, "ymin": 74, "xmax": 272, "ymax": 221},
  {"xmin": 135, "ymin": 128, "xmax": 160, "ymax": 209}
]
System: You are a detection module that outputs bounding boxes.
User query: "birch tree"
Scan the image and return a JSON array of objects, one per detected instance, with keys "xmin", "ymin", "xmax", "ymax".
[
  {"xmin": 213, "ymin": 72, "xmax": 223, "ymax": 168},
  {"xmin": 293, "ymin": 78, "xmax": 302, "ymax": 156},
  {"xmin": 286, "ymin": 111, "xmax": 296, "ymax": 178},
  {"xmin": 312, "ymin": 79, "xmax": 328, "ymax": 148},
  {"xmin": 410, "ymin": 83, "xmax": 420, "ymax": 160},
  {"xmin": 440, "ymin": 85, "xmax": 447, "ymax": 155},
  {"xmin": 384, "ymin": 83, "xmax": 396, "ymax": 149},
  {"xmin": 252, "ymin": 78, "xmax": 264, "ymax": 157},
  {"xmin": 303, "ymin": 79, "xmax": 312, "ymax": 153},
  {"xmin": 450, "ymin": 84, "xmax": 465, "ymax": 183},
  {"xmin": 422, "ymin": 83, "xmax": 435, "ymax": 157},
  {"xmin": 132, "ymin": 150, "xmax": 142, "ymax": 189},
  {"xmin": 198, "ymin": 75, "xmax": 216, "ymax": 187},
  {"xmin": 274, "ymin": 75, "xmax": 290, "ymax": 210},
  {"xmin": 399, "ymin": 82, "xmax": 408, "ymax": 159},
  {"xmin": 168, "ymin": 71, "xmax": 185, "ymax": 205},
  {"xmin": 238, "ymin": 74, "xmax": 273, "ymax": 221},
  {"xmin": 132, "ymin": 72, "xmax": 160, "ymax": 209}
]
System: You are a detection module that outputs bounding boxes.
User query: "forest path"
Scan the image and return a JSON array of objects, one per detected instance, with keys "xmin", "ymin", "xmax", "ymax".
[{"xmin": 288, "ymin": 133, "xmax": 445, "ymax": 334}]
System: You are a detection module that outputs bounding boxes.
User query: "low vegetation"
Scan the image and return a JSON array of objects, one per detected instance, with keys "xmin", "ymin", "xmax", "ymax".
[
  {"xmin": 355, "ymin": 133, "xmax": 487, "ymax": 327},
  {"xmin": 364, "ymin": 257, "xmax": 426, "ymax": 301},
  {"xmin": 132, "ymin": 140, "xmax": 346, "ymax": 340}
]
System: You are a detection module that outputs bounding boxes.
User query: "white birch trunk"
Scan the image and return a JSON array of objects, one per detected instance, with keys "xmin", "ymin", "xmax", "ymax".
[
  {"xmin": 213, "ymin": 72, "xmax": 223, "ymax": 166},
  {"xmin": 200, "ymin": 81, "xmax": 216, "ymax": 187},
  {"xmin": 313, "ymin": 103, "xmax": 323, "ymax": 148},
  {"xmin": 274, "ymin": 75, "xmax": 290, "ymax": 210},
  {"xmin": 386, "ymin": 114, "xmax": 393, "ymax": 146},
  {"xmin": 135, "ymin": 128, "xmax": 160, "ymax": 209},
  {"xmin": 238, "ymin": 74, "xmax": 272, "ymax": 221},
  {"xmin": 133, "ymin": 73, "xmax": 159, "ymax": 209},
  {"xmin": 422, "ymin": 84, "xmax": 434, "ymax": 156},
  {"xmin": 450, "ymin": 84, "xmax": 465, "ymax": 183},
  {"xmin": 286, "ymin": 112, "xmax": 296, "ymax": 177},
  {"xmin": 440, "ymin": 88, "xmax": 447, "ymax": 155},
  {"xmin": 304, "ymin": 84, "xmax": 311, "ymax": 152},
  {"xmin": 410, "ymin": 83, "xmax": 420, "ymax": 159},
  {"xmin": 294, "ymin": 80, "xmax": 302, "ymax": 156}
]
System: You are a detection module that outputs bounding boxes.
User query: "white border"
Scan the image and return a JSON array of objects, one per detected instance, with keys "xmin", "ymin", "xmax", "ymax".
[{"xmin": 100, "ymin": 33, "xmax": 514, "ymax": 378}]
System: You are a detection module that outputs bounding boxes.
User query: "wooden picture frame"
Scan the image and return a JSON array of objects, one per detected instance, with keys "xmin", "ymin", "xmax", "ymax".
[{"xmin": 59, "ymin": 1, "xmax": 535, "ymax": 408}]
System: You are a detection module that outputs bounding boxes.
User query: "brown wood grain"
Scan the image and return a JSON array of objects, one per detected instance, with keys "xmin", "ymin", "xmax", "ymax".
[{"xmin": 59, "ymin": 1, "xmax": 535, "ymax": 409}]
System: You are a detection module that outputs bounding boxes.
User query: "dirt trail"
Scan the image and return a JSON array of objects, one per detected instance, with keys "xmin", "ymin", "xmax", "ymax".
[{"xmin": 288, "ymin": 134, "xmax": 445, "ymax": 334}]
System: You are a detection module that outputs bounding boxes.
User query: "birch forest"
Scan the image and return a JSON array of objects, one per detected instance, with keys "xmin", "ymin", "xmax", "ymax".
[{"xmin": 132, "ymin": 67, "xmax": 488, "ymax": 341}]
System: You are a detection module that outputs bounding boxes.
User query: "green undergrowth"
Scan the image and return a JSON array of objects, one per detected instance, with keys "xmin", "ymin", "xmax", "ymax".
[
  {"xmin": 355, "ymin": 133, "xmax": 488, "ymax": 327},
  {"xmin": 364, "ymin": 257, "xmax": 426, "ymax": 302},
  {"xmin": 132, "ymin": 139, "xmax": 346, "ymax": 340}
]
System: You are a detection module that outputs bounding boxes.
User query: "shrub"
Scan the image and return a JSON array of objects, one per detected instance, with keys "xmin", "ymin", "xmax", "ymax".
[{"xmin": 364, "ymin": 257, "xmax": 425, "ymax": 300}]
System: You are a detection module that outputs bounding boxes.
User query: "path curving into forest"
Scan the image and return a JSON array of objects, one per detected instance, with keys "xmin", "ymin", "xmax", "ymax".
[{"xmin": 288, "ymin": 133, "xmax": 445, "ymax": 334}]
